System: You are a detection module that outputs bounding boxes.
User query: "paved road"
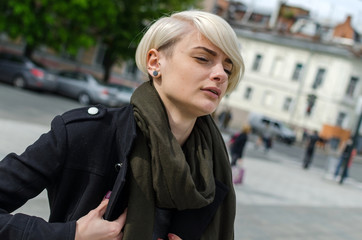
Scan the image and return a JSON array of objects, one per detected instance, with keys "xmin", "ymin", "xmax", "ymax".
[
  {"xmin": 2, "ymin": 83, "xmax": 362, "ymax": 239},
  {"xmin": 0, "ymin": 83, "xmax": 82, "ymax": 125}
]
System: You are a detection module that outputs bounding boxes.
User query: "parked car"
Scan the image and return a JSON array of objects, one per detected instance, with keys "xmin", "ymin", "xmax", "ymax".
[
  {"xmin": 249, "ymin": 113, "xmax": 296, "ymax": 144},
  {"xmin": 55, "ymin": 70, "xmax": 133, "ymax": 107},
  {"xmin": 0, "ymin": 52, "xmax": 57, "ymax": 92},
  {"xmin": 107, "ymin": 83, "xmax": 134, "ymax": 104}
]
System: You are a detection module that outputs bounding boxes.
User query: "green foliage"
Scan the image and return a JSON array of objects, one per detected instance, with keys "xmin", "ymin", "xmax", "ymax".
[
  {"xmin": 0, "ymin": 0, "xmax": 201, "ymax": 80},
  {"xmin": 100, "ymin": 0, "xmax": 201, "ymax": 65}
]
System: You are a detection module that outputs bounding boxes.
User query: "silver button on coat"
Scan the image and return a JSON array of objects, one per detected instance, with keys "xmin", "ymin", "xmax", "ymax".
[{"xmin": 87, "ymin": 107, "xmax": 99, "ymax": 115}]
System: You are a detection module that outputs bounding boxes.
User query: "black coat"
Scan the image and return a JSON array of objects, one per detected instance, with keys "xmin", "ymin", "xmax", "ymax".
[
  {"xmin": 0, "ymin": 104, "xmax": 226, "ymax": 240},
  {"xmin": 0, "ymin": 104, "xmax": 137, "ymax": 240}
]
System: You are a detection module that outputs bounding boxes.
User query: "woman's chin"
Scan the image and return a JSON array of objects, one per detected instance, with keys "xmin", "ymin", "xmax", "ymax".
[{"xmin": 199, "ymin": 104, "xmax": 218, "ymax": 116}]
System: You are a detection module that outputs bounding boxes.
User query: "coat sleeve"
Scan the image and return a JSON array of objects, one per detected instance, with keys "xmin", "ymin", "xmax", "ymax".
[{"xmin": 0, "ymin": 115, "xmax": 76, "ymax": 240}]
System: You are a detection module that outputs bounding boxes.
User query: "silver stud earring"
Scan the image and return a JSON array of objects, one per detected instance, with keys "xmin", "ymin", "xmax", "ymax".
[{"xmin": 152, "ymin": 70, "xmax": 158, "ymax": 77}]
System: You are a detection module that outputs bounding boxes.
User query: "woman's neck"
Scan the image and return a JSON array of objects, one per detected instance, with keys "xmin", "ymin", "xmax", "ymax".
[
  {"xmin": 153, "ymin": 82, "xmax": 197, "ymax": 145},
  {"xmin": 167, "ymin": 109, "xmax": 196, "ymax": 146}
]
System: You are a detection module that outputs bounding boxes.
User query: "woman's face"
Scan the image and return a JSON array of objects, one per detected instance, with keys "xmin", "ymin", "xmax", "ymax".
[{"xmin": 150, "ymin": 27, "xmax": 232, "ymax": 118}]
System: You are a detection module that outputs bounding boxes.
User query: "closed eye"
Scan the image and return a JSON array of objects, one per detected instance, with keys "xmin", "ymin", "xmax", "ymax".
[
  {"xmin": 224, "ymin": 69, "xmax": 232, "ymax": 76},
  {"xmin": 194, "ymin": 57, "xmax": 208, "ymax": 62}
]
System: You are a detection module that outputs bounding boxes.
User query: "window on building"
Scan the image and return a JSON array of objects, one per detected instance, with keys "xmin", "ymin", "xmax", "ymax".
[
  {"xmin": 271, "ymin": 57, "xmax": 284, "ymax": 77},
  {"xmin": 292, "ymin": 63, "xmax": 303, "ymax": 81},
  {"xmin": 282, "ymin": 97, "xmax": 292, "ymax": 111},
  {"xmin": 263, "ymin": 91, "xmax": 274, "ymax": 106},
  {"xmin": 336, "ymin": 112, "xmax": 346, "ymax": 127},
  {"xmin": 312, "ymin": 68, "xmax": 326, "ymax": 89},
  {"xmin": 345, "ymin": 76, "xmax": 359, "ymax": 97},
  {"xmin": 244, "ymin": 87, "xmax": 253, "ymax": 100},
  {"xmin": 252, "ymin": 54, "xmax": 262, "ymax": 71}
]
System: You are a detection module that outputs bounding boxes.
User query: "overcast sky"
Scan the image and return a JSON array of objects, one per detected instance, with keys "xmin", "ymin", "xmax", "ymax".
[{"xmin": 241, "ymin": 0, "xmax": 362, "ymax": 32}]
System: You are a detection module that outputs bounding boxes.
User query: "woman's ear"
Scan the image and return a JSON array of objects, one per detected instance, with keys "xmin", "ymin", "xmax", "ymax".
[{"xmin": 147, "ymin": 49, "xmax": 161, "ymax": 78}]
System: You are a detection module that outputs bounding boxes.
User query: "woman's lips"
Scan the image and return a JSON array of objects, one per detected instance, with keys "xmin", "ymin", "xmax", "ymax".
[{"xmin": 202, "ymin": 87, "xmax": 221, "ymax": 99}]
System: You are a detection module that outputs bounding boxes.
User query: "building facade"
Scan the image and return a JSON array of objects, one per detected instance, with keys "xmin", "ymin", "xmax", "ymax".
[{"xmin": 223, "ymin": 28, "xmax": 361, "ymax": 142}]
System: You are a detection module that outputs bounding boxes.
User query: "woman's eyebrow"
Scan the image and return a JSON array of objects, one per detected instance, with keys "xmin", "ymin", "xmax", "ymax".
[
  {"xmin": 193, "ymin": 46, "xmax": 233, "ymax": 65},
  {"xmin": 193, "ymin": 46, "xmax": 217, "ymax": 56}
]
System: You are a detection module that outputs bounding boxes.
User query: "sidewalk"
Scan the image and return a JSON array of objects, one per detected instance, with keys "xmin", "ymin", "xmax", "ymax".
[
  {"xmin": 233, "ymin": 142, "xmax": 362, "ymax": 240},
  {"xmin": 0, "ymin": 118, "xmax": 50, "ymax": 158},
  {"xmin": 0, "ymin": 118, "xmax": 51, "ymax": 219},
  {"xmin": 235, "ymin": 154, "xmax": 362, "ymax": 207}
]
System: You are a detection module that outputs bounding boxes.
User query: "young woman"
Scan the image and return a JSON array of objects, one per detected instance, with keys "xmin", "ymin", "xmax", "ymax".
[{"xmin": 0, "ymin": 10, "xmax": 244, "ymax": 240}]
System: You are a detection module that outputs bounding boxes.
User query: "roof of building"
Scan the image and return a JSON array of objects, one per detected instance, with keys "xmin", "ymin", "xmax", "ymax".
[{"xmin": 233, "ymin": 26, "xmax": 362, "ymax": 59}]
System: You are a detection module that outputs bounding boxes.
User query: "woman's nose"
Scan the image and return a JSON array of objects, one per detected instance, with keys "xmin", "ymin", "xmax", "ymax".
[{"xmin": 211, "ymin": 64, "xmax": 228, "ymax": 83}]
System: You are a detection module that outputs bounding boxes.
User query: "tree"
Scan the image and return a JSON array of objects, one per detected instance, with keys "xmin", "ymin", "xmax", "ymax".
[
  {"xmin": 49, "ymin": 0, "xmax": 119, "ymax": 57},
  {"xmin": 0, "ymin": 0, "xmax": 201, "ymax": 81},
  {"xmin": 0, "ymin": 0, "xmax": 56, "ymax": 58},
  {"xmin": 99, "ymin": 0, "xmax": 201, "ymax": 82},
  {"xmin": 0, "ymin": 0, "xmax": 117, "ymax": 59}
]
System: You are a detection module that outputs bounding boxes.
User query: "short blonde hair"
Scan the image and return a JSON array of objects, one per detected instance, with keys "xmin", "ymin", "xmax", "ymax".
[{"xmin": 135, "ymin": 10, "xmax": 245, "ymax": 94}]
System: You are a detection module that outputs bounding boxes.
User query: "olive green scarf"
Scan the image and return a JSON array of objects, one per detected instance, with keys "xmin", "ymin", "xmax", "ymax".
[{"xmin": 123, "ymin": 82, "xmax": 235, "ymax": 239}]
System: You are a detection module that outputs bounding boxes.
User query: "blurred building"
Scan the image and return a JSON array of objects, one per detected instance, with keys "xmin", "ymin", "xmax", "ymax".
[{"xmin": 214, "ymin": 0, "xmax": 362, "ymax": 145}]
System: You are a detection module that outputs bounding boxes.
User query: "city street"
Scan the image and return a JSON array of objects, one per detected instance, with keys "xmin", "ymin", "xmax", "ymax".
[
  {"xmin": 1, "ymin": 82, "xmax": 362, "ymax": 239},
  {"xmin": 233, "ymin": 144, "xmax": 362, "ymax": 240}
]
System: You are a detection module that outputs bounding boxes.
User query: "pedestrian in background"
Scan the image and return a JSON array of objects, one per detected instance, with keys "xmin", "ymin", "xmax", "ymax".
[
  {"xmin": 303, "ymin": 130, "xmax": 323, "ymax": 169},
  {"xmin": 0, "ymin": 10, "xmax": 244, "ymax": 240},
  {"xmin": 230, "ymin": 125, "xmax": 251, "ymax": 166},
  {"xmin": 334, "ymin": 137, "xmax": 354, "ymax": 183},
  {"xmin": 261, "ymin": 121, "xmax": 274, "ymax": 153},
  {"xmin": 229, "ymin": 125, "xmax": 250, "ymax": 184},
  {"xmin": 218, "ymin": 107, "xmax": 232, "ymax": 131}
]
